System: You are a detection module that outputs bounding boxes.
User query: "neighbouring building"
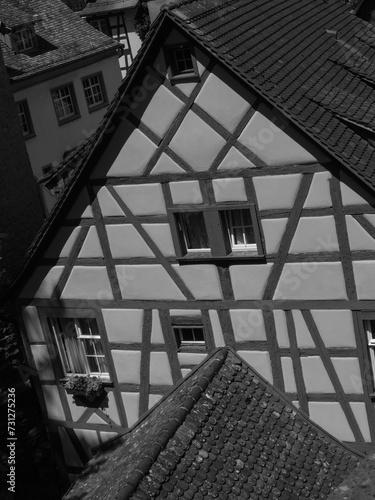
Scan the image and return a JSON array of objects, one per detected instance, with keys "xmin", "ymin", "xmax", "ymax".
[
  {"xmin": 63, "ymin": 0, "xmax": 143, "ymax": 78},
  {"xmin": 7, "ymin": 0, "xmax": 375, "ymax": 491},
  {"xmin": 0, "ymin": 0, "xmax": 122, "ymax": 212},
  {"xmin": 0, "ymin": 46, "xmax": 44, "ymax": 289}
]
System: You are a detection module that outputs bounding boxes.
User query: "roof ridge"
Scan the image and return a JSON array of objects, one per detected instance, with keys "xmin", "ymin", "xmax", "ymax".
[{"xmin": 116, "ymin": 349, "xmax": 229, "ymax": 500}]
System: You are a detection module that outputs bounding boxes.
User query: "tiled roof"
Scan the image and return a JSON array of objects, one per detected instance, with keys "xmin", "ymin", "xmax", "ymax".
[
  {"xmin": 0, "ymin": 0, "xmax": 120, "ymax": 81},
  {"xmin": 164, "ymin": 0, "xmax": 375, "ymax": 191},
  {"xmin": 64, "ymin": 348, "xmax": 361, "ymax": 500},
  {"xmin": 81, "ymin": 0, "xmax": 139, "ymax": 15}
]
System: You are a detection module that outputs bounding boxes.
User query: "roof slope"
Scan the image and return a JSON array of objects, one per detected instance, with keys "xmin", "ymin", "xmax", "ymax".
[
  {"xmin": 81, "ymin": 0, "xmax": 139, "ymax": 15},
  {"xmin": 64, "ymin": 348, "xmax": 361, "ymax": 500},
  {"xmin": 165, "ymin": 0, "xmax": 375, "ymax": 191},
  {"xmin": 0, "ymin": 0, "xmax": 120, "ymax": 81}
]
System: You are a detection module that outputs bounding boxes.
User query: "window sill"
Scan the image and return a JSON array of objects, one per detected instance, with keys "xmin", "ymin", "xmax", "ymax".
[
  {"xmin": 24, "ymin": 132, "xmax": 36, "ymax": 141},
  {"xmin": 169, "ymin": 73, "xmax": 200, "ymax": 85},
  {"xmin": 87, "ymin": 101, "xmax": 108, "ymax": 114},
  {"xmin": 59, "ymin": 377, "xmax": 112, "ymax": 386},
  {"xmin": 56, "ymin": 114, "xmax": 81, "ymax": 127},
  {"xmin": 177, "ymin": 251, "xmax": 266, "ymax": 264}
]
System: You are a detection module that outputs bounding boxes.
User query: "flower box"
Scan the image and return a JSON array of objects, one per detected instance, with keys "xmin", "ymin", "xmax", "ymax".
[{"xmin": 61, "ymin": 375, "xmax": 105, "ymax": 401}]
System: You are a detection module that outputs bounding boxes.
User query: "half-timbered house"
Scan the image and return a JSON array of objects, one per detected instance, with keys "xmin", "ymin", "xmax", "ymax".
[{"xmin": 9, "ymin": 0, "xmax": 375, "ymax": 487}]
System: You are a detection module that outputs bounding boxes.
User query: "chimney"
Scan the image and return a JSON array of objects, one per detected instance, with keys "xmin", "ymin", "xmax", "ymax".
[{"xmin": 0, "ymin": 46, "xmax": 44, "ymax": 290}]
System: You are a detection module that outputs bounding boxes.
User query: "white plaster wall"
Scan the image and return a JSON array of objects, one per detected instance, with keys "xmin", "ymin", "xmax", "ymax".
[
  {"xmin": 274, "ymin": 310, "xmax": 289, "ymax": 348},
  {"xmin": 121, "ymin": 392, "xmax": 140, "ymax": 427},
  {"xmin": 274, "ymin": 263, "xmax": 347, "ymax": 300},
  {"xmin": 142, "ymin": 224, "xmax": 176, "ymax": 257},
  {"xmin": 61, "ymin": 266, "xmax": 113, "ymax": 300},
  {"xmin": 340, "ymin": 183, "xmax": 369, "ymax": 206},
  {"xmin": 107, "ymin": 224, "xmax": 154, "ymax": 258},
  {"xmin": 170, "ymin": 180, "xmax": 203, "ymax": 204},
  {"xmin": 116, "ymin": 265, "xmax": 186, "ymax": 300},
  {"xmin": 230, "ymin": 264, "xmax": 273, "ymax": 300},
  {"xmin": 78, "ymin": 227, "xmax": 103, "ymax": 258},
  {"xmin": 209, "ymin": 310, "xmax": 225, "ymax": 347},
  {"xmin": 238, "ymin": 103, "xmax": 323, "ymax": 166},
  {"xmin": 261, "ymin": 219, "xmax": 288, "ymax": 254},
  {"xmin": 345, "ymin": 216, "xmax": 375, "ymax": 251},
  {"xmin": 212, "ymin": 178, "xmax": 247, "ymax": 203},
  {"xmin": 311, "ymin": 310, "xmax": 356, "ymax": 348},
  {"xmin": 253, "ymin": 174, "xmax": 302, "ymax": 211},
  {"xmin": 114, "ymin": 184, "xmax": 166, "ymax": 215},
  {"xmin": 293, "ymin": 310, "xmax": 315, "ymax": 348},
  {"xmin": 195, "ymin": 64, "xmax": 255, "ymax": 133},
  {"xmin": 112, "ymin": 350, "xmax": 141, "ymax": 384},
  {"xmin": 31, "ymin": 345, "xmax": 55, "ymax": 381},
  {"xmin": 281, "ymin": 357, "xmax": 297, "ymax": 393},
  {"xmin": 102, "ymin": 309, "xmax": 143, "ymax": 343},
  {"xmin": 149, "ymin": 352, "xmax": 173, "ymax": 385},
  {"xmin": 174, "ymin": 264, "xmax": 222, "ymax": 300},
  {"xmin": 289, "ymin": 216, "xmax": 339, "ymax": 253},
  {"xmin": 74, "ymin": 429, "xmax": 99, "ymax": 458},
  {"xmin": 304, "ymin": 172, "xmax": 332, "ymax": 208},
  {"xmin": 350, "ymin": 403, "xmax": 371, "ymax": 442},
  {"xmin": 14, "ymin": 55, "xmax": 122, "ymax": 177},
  {"xmin": 230, "ymin": 310, "xmax": 267, "ymax": 342},
  {"xmin": 23, "ymin": 306, "xmax": 44, "ymax": 343},
  {"xmin": 353, "ymin": 261, "xmax": 375, "ymax": 299},
  {"xmin": 217, "ymin": 147, "xmax": 256, "ymax": 171},
  {"xmin": 331, "ymin": 358, "xmax": 363, "ymax": 394},
  {"xmin": 308, "ymin": 402, "xmax": 355, "ymax": 441},
  {"xmin": 169, "ymin": 111, "xmax": 226, "ymax": 171},
  {"xmin": 42, "ymin": 386, "xmax": 65, "ymax": 420},
  {"xmin": 301, "ymin": 357, "xmax": 334, "ymax": 393}
]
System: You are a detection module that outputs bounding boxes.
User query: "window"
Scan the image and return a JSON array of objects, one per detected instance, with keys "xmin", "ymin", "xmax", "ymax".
[
  {"xmin": 171, "ymin": 205, "xmax": 263, "ymax": 259},
  {"xmin": 165, "ymin": 43, "xmax": 199, "ymax": 82},
  {"xmin": 174, "ymin": 325, "xmax": 205, "ymax": 349},
  {"xmin": 48, "ymin": 316, "xmax": 109, "ymax": 377},
  {"xmin": 82, "ymin": 73, "xmax": 107, "ymax": 111},
  {"xmin": 51, "ymin": 84, "xmax": 79, "ymax": 124},
  {"xmin": 365, "ymin": 319, "xmax": 375, "ymax": 392},
  {"xmin": 13, "ymin": 27, "xmax": 34, "ymax": 52},
  {"xmin": 221, "ymin": 209, "xmax": 257, "ymax": 251},
  {"xmin": 89, "ymin": 18, "xmax": 111, "ymax": 37},
  {"xmin": 16, "ymin": 100, "xmax": 34, "ymax": 138}
]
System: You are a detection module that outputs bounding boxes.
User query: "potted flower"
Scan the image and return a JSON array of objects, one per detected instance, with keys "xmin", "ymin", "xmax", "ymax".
[{"xmin": 61, "ymin": 375, "xmax": 104, "ymax": 401}]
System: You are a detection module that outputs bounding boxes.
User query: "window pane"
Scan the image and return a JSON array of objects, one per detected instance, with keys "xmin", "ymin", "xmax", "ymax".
[
  {"xmin": 222, "ymin": 209, "xmax": 256, "ymax": 249},
  {"xmin": 49, "ymin": 316, "xmax": 108, "ymax": 376},
  {"xmin": 178, "ymin": 212, "xmax": 209, "ymax": 249},
  {"xmin": 174, "ymin": 47, "xmax": 193, "ymax": 73}
]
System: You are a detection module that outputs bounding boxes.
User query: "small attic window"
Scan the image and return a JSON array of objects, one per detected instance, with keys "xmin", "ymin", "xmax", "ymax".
[
  {"xmin": 165, "ymin": 43, "xmax": 199, "ymax": 83},
  {"xmin": 12, "ymin": 26, "xmax": 35, "ymax": 53}
]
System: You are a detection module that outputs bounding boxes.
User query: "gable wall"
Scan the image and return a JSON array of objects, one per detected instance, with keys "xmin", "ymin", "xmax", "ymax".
[{"xmin": 17, "ymin": 28, "xmax": 375, "ymax": 482}]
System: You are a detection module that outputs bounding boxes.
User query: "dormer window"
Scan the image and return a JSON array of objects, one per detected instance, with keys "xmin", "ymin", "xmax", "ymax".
[
  {"xmin": 12, "ymin": 26, "xmax": 35, "ymax": 52},
  {"xmin": 165, "ymin": 43, "xmax": 199, "ymax": 83}
]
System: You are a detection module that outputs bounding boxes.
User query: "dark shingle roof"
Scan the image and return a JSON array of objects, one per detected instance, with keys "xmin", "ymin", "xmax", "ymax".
[
  {"xmin": 0, "ymin": 0, "xmax": 120, "ymax": 81},
  {"xmin": 164, "ymin": 0, "xmax": 375, "ymax": 190},
  {"xmin": 63, "ymin": 348, "xmax": 362, "ymax": 500},
  {"xmin": 81, "ymin": 0, "xmax": 139, "ymax": 15}
]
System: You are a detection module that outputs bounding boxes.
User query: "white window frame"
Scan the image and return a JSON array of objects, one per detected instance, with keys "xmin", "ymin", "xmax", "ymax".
[
  {"xmin": 365, "ymin": 319, "xmax": 375, "ymax": 390},
  {"xmin": 13, "ymin": 27, "xmax": 34, "ymax": 52},
  {"xmin": 221, "ymin": 208, "xmax": 257, "ymax": 251},
  {"xmin": 16, "ymin": 100, "xmax": 34, "ymax": 138},
  {"xmin": 51, "ymin": 84, "xmax": 79, "ymax": 123},
  {"xmin": 89, "ymin": 18, "xmax": 111, "ymax": 36},
  {"xmin": 173, "ymin": 324, "xmax": 206, "ymax": 350},
  {"xmin": 48, "ymin": 316, "xmax": 109, "ymax": 378},
  {"xmin": 82, "ymin": 73, "xmax": 107, "ymax": 111},
  {"xmin": 170, "ymin": 204, "xmax": 263, "ymax": 259}
]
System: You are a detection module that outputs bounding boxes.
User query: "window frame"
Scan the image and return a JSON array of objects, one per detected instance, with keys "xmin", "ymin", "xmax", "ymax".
[
  {"xmin": 171, "ymin": 315, "xmax": 207, "ymax": 352},
  {"xmin": 12, "ymin": 25, "xmax": 35, "ymax": 53},
  {"xmin": 39, "ymin": 308, "xmax": 111, "ymax": 381},
  {"xmin": 81, "ymin": 72, "xmax": 108, "ymax": 113},
  {"xmin": 169, "ymin": 203, "xmax": 264, "ymax": 261},
  {"xmin": 88, "ymin": 17, "xmax": 111, "ymax": 37},
  {"xmin": 361, "ymin": 312, "xmax": 375, "ymax": 397},
  {"xmin": 50, "ymin": 83, "xmax": 80, "ymax": 125},
  {"xmin": 16, "ymin": 99, "xmax": 35, "ymax": 139},
  {"xmin": 164, "ymin": 43, "xmax": 199, "ymax": 84}
]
